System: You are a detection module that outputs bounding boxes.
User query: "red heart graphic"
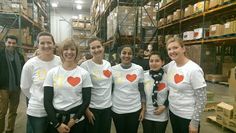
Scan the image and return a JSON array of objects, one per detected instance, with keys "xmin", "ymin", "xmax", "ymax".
[
  {"xmin": 103, "ymin": 70, "xmax": 111, "ymax": 78},
  {"xmin": 126, "ymin": 74, "xmax": 137, "ymax": 82},
  {"xmin": 67, "ymin": 76, "xmax": 81, "ymax": 87},
  {"xmin": 174, "ymin": 74, "xmax": 184, "ymax": 84},
  {"xmin": 157, "ymin": 83, "xmax": 166, "ymax": 91}
]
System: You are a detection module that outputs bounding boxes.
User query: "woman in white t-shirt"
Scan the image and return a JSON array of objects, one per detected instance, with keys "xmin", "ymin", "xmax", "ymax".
[
  {"xmin": 143, "ymin": 52, "xmax": 168, "ymax": 133},
  {"xmin": 43, "ymin": 38, "xmax": 93, "ymax": 133},
  {"xmin": 21, "ymin": 32, "xmax": 61, "ymax": 133},
  {"xmin": 111, "ymin": 45, "xmax": 146, "ymax": 133},
  {"xmin": 165, "ymin": 37, "xmax": 207, "ymax": 133},
  {"xmin": 80, "ymin": 37, "xmax": 112, "ymax": 133}
]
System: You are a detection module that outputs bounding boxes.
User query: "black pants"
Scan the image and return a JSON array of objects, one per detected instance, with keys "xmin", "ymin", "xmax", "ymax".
[
  {"xmin": 47, "ymin": 119, "xmax": 85, "ymax": 133},
  {"xmin": 169, "ymin": 111, "xmax": 200, "ymax": 133},
  {"xmin": 142, "ymin": 119, "xmax": 168, "ymax": 133},
  {"xmin": 112, "ymin": 109, "xmax": 141, "ymax": 133},
  {"xmin": 85, "ymin": 107, "xmax": 111, "ymax": 133}
]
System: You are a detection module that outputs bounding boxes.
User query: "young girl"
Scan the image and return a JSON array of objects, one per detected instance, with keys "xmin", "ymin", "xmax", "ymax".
[
  {"xmin": 80, "ymin": 37, "xmax": 112, "ymax": 133},
  {"xmin": 43, "ymin": 38, "xmax": 92, "ymax": 133},
  {"xmin": 143, "ymin": 52, "xmax": 168, "ymax": 133},
  {"xmin": 111, "ymin": 45, "xmax": 146, "ymax": 133},
  {"xmin": 21, "ymin": 32, "xmax": 61, "ymax": 133}
]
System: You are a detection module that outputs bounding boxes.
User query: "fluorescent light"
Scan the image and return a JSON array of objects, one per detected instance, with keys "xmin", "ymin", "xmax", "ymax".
[
  {"xmin": 72, "ymin": 16, "xmax": 78, "ymax": 19},
  {"xmin": 51, "ymin": 2, "xmax": 58, "ymax": 8},
  {"xmin": 75, "ymin": 0, "xmax": 83, "ymax": 4},
  {"xmin": 76, "ymin": 5, "xmax": 82, "ymax": 10},
  {"xmin": 79, "ymin": 14, "xmax": 83, "ymax": 19}
]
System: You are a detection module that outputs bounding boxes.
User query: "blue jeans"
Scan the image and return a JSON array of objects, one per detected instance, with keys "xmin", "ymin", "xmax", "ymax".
[{"xmin": 27, "ymin": 115, "xmax": 48, "ymax": 133}]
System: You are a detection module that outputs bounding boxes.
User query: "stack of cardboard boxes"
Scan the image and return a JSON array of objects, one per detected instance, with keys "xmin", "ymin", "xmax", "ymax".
[
  {"xmin": 142, "ymin": 6, "xmax": 157, "ymax": 27},
  {"xmin": 216, "ymin": 102, "xmax": 236, "ymax": 132}
]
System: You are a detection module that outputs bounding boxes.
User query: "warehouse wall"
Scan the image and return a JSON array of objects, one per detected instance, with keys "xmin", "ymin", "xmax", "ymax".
[{"xmin": 50, "ymin": 8, "xmax": 89, "ymax": 44}]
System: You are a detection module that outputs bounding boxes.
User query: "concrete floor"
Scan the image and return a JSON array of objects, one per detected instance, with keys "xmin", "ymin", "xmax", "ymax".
[{"xmin": 8, "ymin": 82, "xmax": 236, "ymax": 133}]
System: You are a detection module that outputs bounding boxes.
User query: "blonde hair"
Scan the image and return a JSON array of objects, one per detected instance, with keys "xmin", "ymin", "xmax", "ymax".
[
  {"xmin": 166, "ymin": 37, "xmax": 184, "ymax": 48},
  {"xmin": 59, "ymin": 38, "xmax": 79, "ymax": 62}
]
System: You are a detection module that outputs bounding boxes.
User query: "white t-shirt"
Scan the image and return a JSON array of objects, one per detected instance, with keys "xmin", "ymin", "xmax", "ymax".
[
  {"xmin": 43, "ymin": 65, "xmax": 93, "ymax": 111},
  {"xmin": 111, "ymin": 63, "xmax": 144, "ymax": 114},
  {"xmin": 80, "ymin": 59, "xmax": 112, "ymax": 109},
  {"xmin": 20, "ymin": 56, "xmax": 61, "ymax": 117},
  {"xmin": 165, "ymin": 60, "xmax": 207, "ymax": 119},
  {"xmin": 143, "ymin": 71, "xmax": 168, "ymax": 122}
]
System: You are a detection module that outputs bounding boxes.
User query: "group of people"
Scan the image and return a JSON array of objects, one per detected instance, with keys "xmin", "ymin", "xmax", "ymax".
[{"xmin": 0, "ymin": 32, "xmax": 207, "ymax": 133}]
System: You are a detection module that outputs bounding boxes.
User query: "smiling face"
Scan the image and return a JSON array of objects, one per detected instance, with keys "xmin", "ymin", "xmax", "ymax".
[
  {"xmin": 89, "ymin": 40, "xmax": 104, "ymax": 58},
  {"xmin": 37, "ymin": 35, "xmax": 54, "ymax": 56},
  {"xmin": 120, "ymin": 46, "xmax": 133, "ymax": 65},
  {"xmin": 167, "ymin": 41, "xmax": 185, "ymax": 62},
  {"xmin": 60, "ymin": 39, "xmax": 78, "ymax": 63},
  {"xmin": 149, "ymin": 54, "xmax": 164, "ymax": 71},
  {"xmin": 62, "ymin": 46, "xmax": 77, "ymax": 63}
]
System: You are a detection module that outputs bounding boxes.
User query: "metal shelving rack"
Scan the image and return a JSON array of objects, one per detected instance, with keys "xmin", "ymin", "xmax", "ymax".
[
  {"xmin": 156, "ymin": 0, "xmax": 236, "ymax": 75},
  {"xmin": 0, "ymin": 0, "xmax": 50, "ymax": 51}
]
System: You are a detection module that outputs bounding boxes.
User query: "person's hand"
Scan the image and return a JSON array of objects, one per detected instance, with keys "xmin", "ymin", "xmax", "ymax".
[
  {"xmin": 139, "ymin": 105, "xmax": 146, "ymax": 121},
  {"xmin": 154, "ymin": 105, "xmax": 166, "ymax": 115},
  {"xmin": 189, "ymin": 124, "xmax": 198, "ymax": 133},
  {"xmin": 57, "ymin": 123, "xmax": 70, "ymax": 133},
  {"xmin": 67, "ymin": 118, "xmax": 76, "ymax": 128},
  {"xmin": 86, "ymin": 108, "xmax": 95, "ymax": 125}
]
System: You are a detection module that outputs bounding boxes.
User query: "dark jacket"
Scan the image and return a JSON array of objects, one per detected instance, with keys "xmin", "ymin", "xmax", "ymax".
[{"xmin": 0, "ymin": 48, "xmax": 25, "ymax": 89}]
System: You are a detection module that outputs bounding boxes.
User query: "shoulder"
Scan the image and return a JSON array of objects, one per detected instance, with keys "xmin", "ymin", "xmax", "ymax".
[
  {"xmin": 48, "ymin": 66, "xmax": 60, "ymax": 74},
  {"xmin": 132, "ymin": 63, "xmax": 143, "ymax": 70},
  {"xmin": 187, "ymin": 60, "xmax": 202, "ymax": 71},
  {"xmin": 103, "ymin": 59, "xmax": 111, "ymax": 66}
]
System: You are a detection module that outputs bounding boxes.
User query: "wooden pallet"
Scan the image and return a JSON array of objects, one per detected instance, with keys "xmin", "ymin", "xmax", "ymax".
[{"xmin": 207, "ymin": 116, "xmax": 236, "ymax": 133}]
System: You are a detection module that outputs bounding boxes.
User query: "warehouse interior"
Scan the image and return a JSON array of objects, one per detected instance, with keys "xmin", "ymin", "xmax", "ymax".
[{"xmin": 0, "ymin": 0, "xmax": 236, "ymax": 133}]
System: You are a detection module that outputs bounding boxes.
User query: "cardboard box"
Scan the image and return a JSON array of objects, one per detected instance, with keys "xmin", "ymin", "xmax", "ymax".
[
  {"xmin": 209, "ymin": 24, "xmax": 224, "ymax": 37},
  {"xmin": 194, "ymin": 1, "xmax": 205, "ymax": 13},
  {"xmin": 158, "ymin": 18, "xmax": 166, "ymax": 26},
  {"xmin": 194, "ymin": 28, "xmax": 203, "ymax": 39},
  {"xmin": 228, "ymin": 120, "xmax": 236, "ymax": 132},
  {"xmin": 167, "ymin": 15, "xmax": 173, "ymax": 24},
  {"xmin": 228, "ymin": 68, "xmax": 236, "ymax": 90},
  {"xmin": 173, "ymin": 9, "xmax": 181, "ymax": 21},
  {"xmin": 209, "ymin": 0, "xmax": 221, "ymax": 9},
  {"xmin": 222, "ymin": 63, "xmax": 236, "ymax": 77},
  {"xmin": 216, "ymin": 114, "xmax": 223, "ymax": 125},
  {"xmin": 224, "ymin": 20, "xmax": 236, "ymax": 35},
  {"xmin": 184, "ymin": 5, "xmax": 194, "ymax": 17},
  {"xmin": 183, "ymin": 31, "xmax": 194, "ymax": 41}
]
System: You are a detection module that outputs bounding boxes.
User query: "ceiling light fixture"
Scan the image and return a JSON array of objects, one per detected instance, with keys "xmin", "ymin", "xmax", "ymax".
[
  {"xmin": 75, "ymin": 0, "xmax": 83, "ymax": 4},
  {"xmin": 51, "ymin": 2, "xmax": 58, "ymax": 8},
  {"xmin": 76, "ymin": 5, "xmax": 82, "ymax": 10}
]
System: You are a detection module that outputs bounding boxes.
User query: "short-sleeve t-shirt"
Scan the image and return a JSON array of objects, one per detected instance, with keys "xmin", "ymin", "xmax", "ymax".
[
  {"xmin": 111, "ymin": 63, "xmax": 144, "ymax": 114},
  {"xmin": 165, "ymin": 60, "xmax": 206, "ymax": 119},
  {"xmin": 43, "ymin": 65, "xmax": 93, "ymax": 111},
  {"xmin": 80, "ymin": 59, "xmax": 112, "ymax": 109}
]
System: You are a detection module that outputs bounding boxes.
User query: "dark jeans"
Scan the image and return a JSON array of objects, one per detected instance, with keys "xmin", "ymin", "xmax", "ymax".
[
  {"xmin": 85, "ymin": 107, "xmax": 111, "ymax": 133},
  {"xmin": 27, "ymin": 115, "xmax": 48, "ymax": 133},
  {"xmin": 112, "ymin": 109, "xmax": 141, "ymax": 133},
  {"xmin": 169, "ymin": 111, "xmax": 200, "ymax": 133},
  {"xmin": 47, "ymin": 119, "xmax": 85, "ymax": 133},
  {"xmin": 26, "ymin": 98, "xmax": 33, "ymax": 133},
  {"xmin": 142, "ymin": 119, "xmax": 168, "ymax": 133}
]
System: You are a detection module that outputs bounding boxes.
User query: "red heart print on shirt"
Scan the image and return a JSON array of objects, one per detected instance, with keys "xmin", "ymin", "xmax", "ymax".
[
  {"xmin": 67, "ymin": 76, "xmax": 81, "ymax": 87},
  {"xmin": 157, "ymin": 83, "xmax": 166, "ymax": 91},
  {"xmin": 174, "ymin": 74, "xmax": 184, "ymax": 84},
  {"xmin": 126, "ymin": 74, "xmax": 137, "ymax": 82},
  {"xmin": 103, "ymin": 70, "xmax": 111, "ymax": 78}
]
